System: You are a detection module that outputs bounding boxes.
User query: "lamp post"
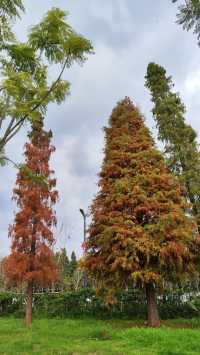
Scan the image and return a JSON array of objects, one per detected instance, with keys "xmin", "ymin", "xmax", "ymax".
[
  {"xmin": 79, "ymin": 208, "xmax": 87, "ymax": 243},
  {"xmin": 79, "ymin": 208, "xmax": 88, "ymax": 288}
]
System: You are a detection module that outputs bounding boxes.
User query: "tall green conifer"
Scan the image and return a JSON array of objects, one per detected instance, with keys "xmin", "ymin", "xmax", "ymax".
[
  {"xmin": 55, "ymin": 248, "xmax": 70, "ymax": 280},
  {"xmin": 83, "ymin": 97, "xmax": 199, "ymax": 327},
  {"xmin": 69, "ymin": 251, "xmax": 78, "ymax": 276},
  {"xmin": 145, "ymin": 63, "xmax": 200, "ymax": 230}
]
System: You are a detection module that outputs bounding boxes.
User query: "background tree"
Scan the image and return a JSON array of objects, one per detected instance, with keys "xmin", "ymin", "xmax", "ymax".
[
  {"xmin": 69, "ymin": 251, "xmax": 78, "ymax": 277},
  {"xmin": 145, "ymin": 62, "xmax": 200, "ymax": 231},
  {"xmin": 54, "ymin": 249, "xmax": 80, "ymax": 291},
  {"xmin": 83, "ymin": 97, "xmax": 199, "ymax": 327},
  {"xmin": 55, "ymin": 248, "xmax": 70, "ymax": 279},
  {"xmin": 0, "ymin": 5, "xmax": 93, "ymax": 165},
  {"xmin": 172, "ymin": 0, "xmax": 200, "ymax": 46},
  {"xmin": 4, "ymin": 120, "xmax": 58, "ymax": 326},
  {"xmin": 55, "ymin": 247, "xmax": 70, "ymax": 291},
  {"xmin": 0, "ymin": 258, "xmax": 5, "ymax": 291}
]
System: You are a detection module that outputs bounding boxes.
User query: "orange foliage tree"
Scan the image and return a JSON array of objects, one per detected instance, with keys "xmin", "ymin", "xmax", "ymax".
[
  {"xmin": 83, "ymin": 97, "xmax": 199, "ymax": 327},
  {"xmin": 5, "ymin": 121, "xmax": 58, "ymax": 326}
]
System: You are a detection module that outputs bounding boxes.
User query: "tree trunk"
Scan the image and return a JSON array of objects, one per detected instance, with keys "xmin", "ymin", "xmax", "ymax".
[
  {"xmin": 26, "ymin": 281, "xmax": 33, "ymax": 326},
  {"xmin": 146, "ymin": 283, "xmax": 160, "ymax": 327}
]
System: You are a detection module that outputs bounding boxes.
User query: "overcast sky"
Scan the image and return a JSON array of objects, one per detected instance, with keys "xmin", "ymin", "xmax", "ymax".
[{"xmin": 0, "ymin": 0, "xmax": 200, "ymax": 258}]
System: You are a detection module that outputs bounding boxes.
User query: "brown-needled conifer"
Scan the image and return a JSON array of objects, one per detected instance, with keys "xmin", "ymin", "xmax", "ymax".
[
  {"xmin": 83, "ymin": 97, "xmax": 199, "ymax": 327},
  {"xmin": 5, "ymin": 120, "xmax": 58, "ymax": 326}
]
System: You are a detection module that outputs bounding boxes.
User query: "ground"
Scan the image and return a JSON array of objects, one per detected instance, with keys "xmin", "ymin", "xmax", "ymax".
[{"xmin": 0, "ymin": 318, "xmax": 200, "ymax": 354}]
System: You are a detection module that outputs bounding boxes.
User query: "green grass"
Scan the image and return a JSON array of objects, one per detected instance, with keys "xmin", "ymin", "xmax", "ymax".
[{"xmin": 0, "ymin": 318, "xmax": 200, "ymax": 354}]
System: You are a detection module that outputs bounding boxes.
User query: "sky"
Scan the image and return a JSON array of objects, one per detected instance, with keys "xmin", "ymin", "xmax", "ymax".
[{"xmin": 0, "ymin": 0, "xmax": 200, "ymax": 258}]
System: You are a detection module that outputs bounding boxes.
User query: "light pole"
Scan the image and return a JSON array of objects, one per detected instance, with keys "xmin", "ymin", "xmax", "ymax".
[
  {"xmin": 79, "ymin": 208, "xmax": 88, "ymax": 288},
  {"xmin": 79, "ymin": 208, "xmax": 87, "ymax": 243}
]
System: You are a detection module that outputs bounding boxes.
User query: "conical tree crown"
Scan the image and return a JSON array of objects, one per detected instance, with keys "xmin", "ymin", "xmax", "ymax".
[
  {"xmin": 5, "ymin": 121, "xmax": 58, "ymax": 286},
  {"xmin": 84, "ymin": 97, "xmax": 198, "ymax": 290}
]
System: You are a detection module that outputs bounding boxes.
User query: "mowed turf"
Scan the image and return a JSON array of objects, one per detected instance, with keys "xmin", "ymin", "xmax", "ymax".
[{"xmin": 0, "ymin": 318, "xmax": 200, "ymax": 354}]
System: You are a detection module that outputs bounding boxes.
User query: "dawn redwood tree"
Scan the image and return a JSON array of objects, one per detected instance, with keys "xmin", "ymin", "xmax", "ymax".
[
  {"xmin": 4, "ymin": 120, "xmax": 58, "ymax": 326},
  {"xmin": 145, "ymin": 63, "xmax": 200, "ymax": 231},
  {"xmin": 83, "ymin": 97, "xmax": 199, "ymax": 327}
]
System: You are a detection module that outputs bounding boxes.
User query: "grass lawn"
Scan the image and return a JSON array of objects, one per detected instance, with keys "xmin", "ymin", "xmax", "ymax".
[{"xmin": 0, "ymin": 318, "xmax": 200, "ymax": 354}]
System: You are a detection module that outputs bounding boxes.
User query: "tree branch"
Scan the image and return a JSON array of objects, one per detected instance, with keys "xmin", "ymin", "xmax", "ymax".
[
  {"xmin": 2, "ymin": 117, "xmax": 15, "ymax": 142},
  {"xmin": 4, "ymin": 120, "xmax": 24, "ymax": 145},
  {"xmin": 1, "ymin": 156, "xmax": 19, "ymax": 168},
  {"xmin": 0, "ymin": 116, "xmax": 4, "ymax": 130},
  {"xmin": 2, "ymin": 57, "xmax": 69, "ymax": 146}
]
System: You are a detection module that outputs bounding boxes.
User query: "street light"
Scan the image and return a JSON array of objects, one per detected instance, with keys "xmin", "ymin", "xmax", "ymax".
[
  {"xmin": 79, "ymin": 208, "xmax": 89, "ymax": 288},
  {"xmin": 79, "ymin": 208, "xmax": 88, "ymax": 243}
]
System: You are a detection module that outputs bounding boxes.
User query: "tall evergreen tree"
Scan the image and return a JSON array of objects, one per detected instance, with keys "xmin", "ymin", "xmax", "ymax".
[
  {"xmin": 145, "ymin": 62, "xmax": 200, "ymax": 231},
  {"xmin": 83, "ymin": 97, "xmax": 199, "ymax": 327},
  {"xmin": 172, "ymin": 0, "xmax": 200, "ymax": 46},
  {"xmin": 55, "ymin": 247, "xmax": 70, "ymax": 290},
  {"xmin": 55, "ymin": 247, "xmax": 70, "ymax": 280},
  {"xmin": 69, "ymin": 251, "xmax": 78, "ymax": 276},
  {"xmin": 4, "ymin": 121, "xmax": 58, "ymax": 326}
]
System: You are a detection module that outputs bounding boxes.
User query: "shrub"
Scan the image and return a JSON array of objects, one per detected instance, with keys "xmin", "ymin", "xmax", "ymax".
[{"xmin": 0, "ymin": 288, "xmax": 198, "ymax": 319}]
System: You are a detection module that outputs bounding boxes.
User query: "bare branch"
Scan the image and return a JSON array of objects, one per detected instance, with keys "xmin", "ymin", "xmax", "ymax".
[
  {"xmin": 0, "ymin": 116, "xmax": 4, "ymax": 130},
  {"xmin": 1, "ymin": 156, "xmax": 18, "ymax": 168},
  {"xmin": 2, "ymin": 117, "xmax": 15, "ymax": 141},
  {"xmin": 4, "ymin": 120, "xmax": 24, "ymax": 145}
]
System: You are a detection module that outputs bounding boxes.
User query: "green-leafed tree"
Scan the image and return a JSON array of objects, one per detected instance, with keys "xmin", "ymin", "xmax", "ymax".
[
  {"xmin": 172, "ymin": 0, "xmax": 200, "ymax": 46},
  {"xmin": 0, "ymin": 5, "xmax": 93, "ymax": 165},
  {"xmin": 0, "ymin": 0, "xmax": 25, "ymax": 42},
  {"xmin": 145, "ymin": 62, "xmax": 200, "ymax": 231},
  {"xmin": 83, "ymin": 97, "xmax": 199, "ymax": 327}
]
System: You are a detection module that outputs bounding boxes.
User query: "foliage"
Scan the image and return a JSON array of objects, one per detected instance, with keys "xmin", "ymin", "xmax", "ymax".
[
  {"xmin": 55, "ymin": 248, "xmax": 69, "ymax": 281},
  {"xmin": 1, "ymin": 248, "xmax": 81, "ymax": 293},
  {"xmin": 0, "ymin": 0, "xmax": 24, "ymax": 42},
  {"xmin": 172, "ymin": 0, "xmax": 200, "ymax": 46},
  {"xmin": 0, "ymin": 259, "xmax": 5, "ymax": 290},
  {"xmin": 0, "ymin": 288, "xmax": 199, "ymax": 320},
  {"xmin": 145, "ymin": 62, "xmax": 200, "ymax": 230},
  {"xmin": 55, "ymin": 249, "xmax": 81, "ymax": 290},
  {"xmin": 0, "ymin": 5, "xmax": 93, "ymax": 164},
  {"xmin": 83, "ymin": 98, "xmax": 199, "ymax": 304},
  {"xmin": 4, "ymin": 121, "xmax": 58, "ymax": 288},
  {"xmin": 69, "ymin": 251, "xmax": 78, "ymax": 276}
]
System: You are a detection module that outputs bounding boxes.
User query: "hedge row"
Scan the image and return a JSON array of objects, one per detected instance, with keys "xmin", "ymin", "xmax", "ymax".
[{"xmin": 0, "ymin": 288, "xmax": 199, "ymax": 319}]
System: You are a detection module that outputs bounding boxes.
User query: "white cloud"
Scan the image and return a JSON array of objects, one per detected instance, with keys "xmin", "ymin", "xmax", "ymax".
[{"xmin": 184, "ymin": 69, "xmax": 200, "ymax": 97}]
